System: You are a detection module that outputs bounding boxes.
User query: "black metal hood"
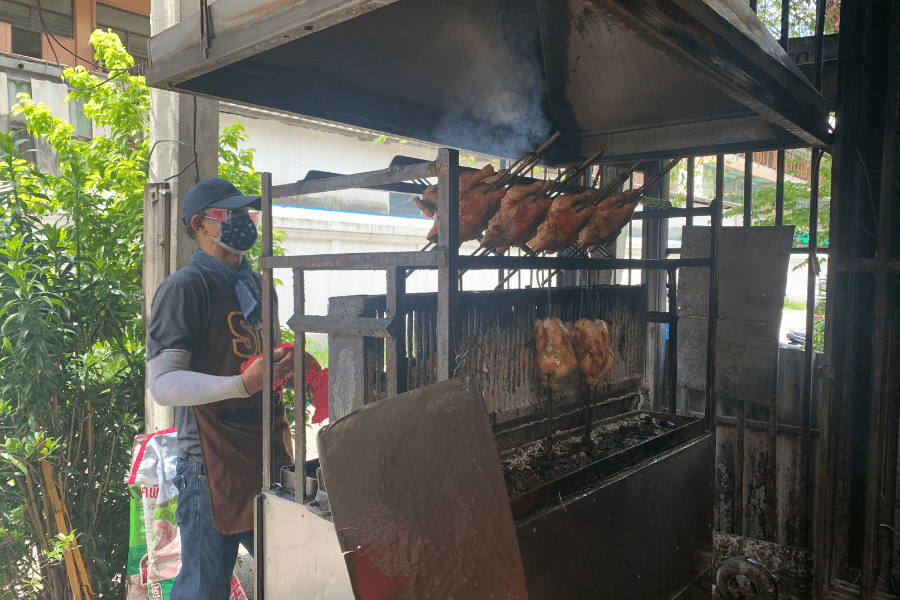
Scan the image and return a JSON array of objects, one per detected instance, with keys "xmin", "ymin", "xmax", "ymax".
[{"xmin": 147, "ymin": 0, "xmax": 830, "ymax": 165}]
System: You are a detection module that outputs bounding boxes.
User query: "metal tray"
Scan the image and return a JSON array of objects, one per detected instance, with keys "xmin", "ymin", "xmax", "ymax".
[{"xmin": 509, "ymin": 410, "xmax": 706, "ymax": 521}]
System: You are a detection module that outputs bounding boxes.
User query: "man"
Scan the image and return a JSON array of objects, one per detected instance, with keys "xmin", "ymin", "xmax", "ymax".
[{"xmin": 147, "ymin": 177, "xmax": 294, "ymax": 599}]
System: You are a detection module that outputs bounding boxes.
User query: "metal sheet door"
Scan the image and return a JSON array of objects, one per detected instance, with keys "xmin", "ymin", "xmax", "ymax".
[{"xmin": 317, "ymin": 379, "xmax": 529, "ymax": 599}]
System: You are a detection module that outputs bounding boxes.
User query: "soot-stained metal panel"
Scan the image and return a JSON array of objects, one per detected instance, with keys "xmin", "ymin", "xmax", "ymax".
[
  {"xmin": 317, "ymin": 379, "xmax": 528, "ymax": 599},
  {"xmin": 515, "ymin": 433, "xmax": 716, "ymax": 600},
  {"xmin": 677, "ymin": 226, "xmax": 794, "ymax": 405},
  {"xmin": 148, "ymin": 0, "xmax": 829, "ymax": 165}
]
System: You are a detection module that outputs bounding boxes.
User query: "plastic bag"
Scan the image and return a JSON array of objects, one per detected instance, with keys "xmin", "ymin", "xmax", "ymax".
[{"xmin": 125, "ymin": 428, "xmax": 248, "ymax": 600}]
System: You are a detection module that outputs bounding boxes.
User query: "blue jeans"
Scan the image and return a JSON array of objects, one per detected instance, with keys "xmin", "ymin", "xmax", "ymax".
[{"xmin": 170, "ymin": 461, "xmax": 254, "ymax": 600}]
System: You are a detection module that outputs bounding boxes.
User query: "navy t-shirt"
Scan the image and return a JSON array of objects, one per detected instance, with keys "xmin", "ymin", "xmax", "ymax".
[{"xmin": 147, "ymin": 263, "xmax": 265, "ymax": 461}]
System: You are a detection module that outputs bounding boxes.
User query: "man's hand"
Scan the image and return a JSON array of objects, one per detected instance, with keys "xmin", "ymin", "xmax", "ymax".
[{"xmin": 241, "ymin": 346, "xmax": 294, "ymax": 395}]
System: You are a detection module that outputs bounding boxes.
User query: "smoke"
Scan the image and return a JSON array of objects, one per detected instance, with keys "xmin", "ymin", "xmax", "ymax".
[{"xmin": 428, "ymin": 2, "xmax": 552, "ymax": 159}]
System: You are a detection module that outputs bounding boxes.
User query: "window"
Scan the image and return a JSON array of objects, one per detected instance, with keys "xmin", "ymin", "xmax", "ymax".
[
  {"xmin": 68, "ymin": 97, "xmax": 93, "ymax": 139},
  {"xmin": 0, "ymin": 0, "xmax": 74, "ymax": 40},
  {"xmin": 11, "ymin": 27, "xmax": 41, "ymax": 59},
  {"xmin": 96, "ymin": 3, "xmax": 150, "ymax": 70}
]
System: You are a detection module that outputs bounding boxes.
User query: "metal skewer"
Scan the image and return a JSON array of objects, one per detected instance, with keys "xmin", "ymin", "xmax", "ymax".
[
  {"xmin": 582, "ymin": 378, "xmax": 593, "ymax": 444},
  {"xmin": 483, "ymin": 131, "xmax": 562, "ymax": 193},
  {"xmin": 545, "ymin": 375, "xmax": 554, "ymax": 456},
  {"xmin": 574, "ymin": 159, "xmax": 645, "ymax": 213},
  {"xmin": 539, "ymin": 149, "xmax": 605, "ymax": 201},
  {"xmin": 535, "ymin": 158, "xmax": 683, "ymax": 287},
  {"xmin": 612, "ymin": 157, "xmax": 682, "ymax": 208}
]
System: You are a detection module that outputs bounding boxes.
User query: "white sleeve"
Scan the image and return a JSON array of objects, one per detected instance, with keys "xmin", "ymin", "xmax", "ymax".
[{"xmin": 148, "ymin": 349, "xmax": 251, "ymax": 406}]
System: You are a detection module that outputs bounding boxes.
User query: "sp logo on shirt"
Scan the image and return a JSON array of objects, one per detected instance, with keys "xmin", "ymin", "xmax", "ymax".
[{"xmin": 227, "ymin": 311, "xmax": 261, "ymax": 359}]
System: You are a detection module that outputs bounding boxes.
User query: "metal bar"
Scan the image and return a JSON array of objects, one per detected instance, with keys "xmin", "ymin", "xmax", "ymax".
[
  {"xmin": 780, "ymin": 0, "xmax": 790, "ymax": 48},
  {"xmin": 671, "ymin": 246, "xmax": 831, "ymax": 256},
  {"xmin": 716, "ymin": 155, "xmax": 725, "ymax": 210},
  {"xmin": 261, "ymin": 172, "xmax": 274, "ymax": 490},
  {"xmin": 271, "ymin": 161, "xmax": 439, "ymax": 198},
  {"xmin": 254, "ymin": 494, "xmax": 265, "ymax": 600},
  {"xmin": 544, "ymin": 149, "xmax": 605, "ymax": 197},
  {"xmin": 461, "ymin": 255, "xmax": 710, "ymax": 271},
  {"xmin": 792, "ymin": 247, "xmax": 831, "ymax": 254},
  {"xmin": 484, "ymin": 131, "xmax": 561, "ymax": 192},
  {"xmin": 706, "ymin": 195, "xmax": 721, "ymax": 434},
  {"xmin": 686, "ymin": 157, "xmax": 695, "ymax": 226},
  {"xmin": 386, "ymin": 267, "xmax": 407, "ymax": 396},
  {"xmin": 874, "ymin": 11, "xmax": 900, "ymax": 582},
  {"xmin": 735, "ymin": 390, "xmax": 746, "ymax": 535},
  {"xmin": 612, "ymin": 157, "xmax": 682, "ymax": 208},
  {"xmin": 801, "ymin": 149, "xmax": 823, "ymax": 552},
  {"xmin": 860, "ymin": 272, "xmax": 892, "ymax": 598},
  {"xmin": 831, "ymin": 258, "xmax": 900, "ymax": 271},
  {"xmin": 292, "ymin": 268, "xmax": 307, "ymax": 502},
  {"xmin": 288, "ymin": 169, "xmax": 427, "ymax": 196},
  {"xmin": 814, "ymin": 0, "xmax": 827, "ymax": 92},
  {"xmin": 632, "ymin": 206, "xmax": 715, "ymax": 220},
  {"xmin": 286, "ymin": 314, "xmax": 395, "ymax": 338},
  {"xmin": 744, "ymin": 152, "xmax": 753, "ymax": 226},
  {"xmin": 776, "ymin": 150, "xmax": 786, "ymax": 225},
  {"xmin": 259, "ymin": 251, "xmax": 442, "ymax": 270},
  {"xmin": 766, "ymin": 340, "xmax": 780, "ymax": 542},
  {"xmin": 585, "ymin": 159, "xmax": 645, "ymax": 207},
  {"xmin": 645, "ymin": 311, "xmax": 673, "ymax": 324},
  {"xmin": 437, "ymin": 148, "xmax": 460, "ymax": 381},
  {"xmin": 714, "ymin": 415, "xmax": 821, "ymax": 437},
  {"xmin": 667, "ymin": 267, "xmax": 678, "ymax": 414}
]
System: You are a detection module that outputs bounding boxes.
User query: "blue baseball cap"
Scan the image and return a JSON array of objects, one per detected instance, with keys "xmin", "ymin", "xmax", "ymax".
[{"xmin": 181, "ymin": 177, "xmax": 261, "ymax": 224}]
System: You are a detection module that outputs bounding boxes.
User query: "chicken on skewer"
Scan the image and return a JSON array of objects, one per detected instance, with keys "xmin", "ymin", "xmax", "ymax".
[
  {"xmin": 527, "ymin": 190, "xmax": 597, "ymax": 254},
  {"xmin": 479, "ymin": 180, "xmax": 552, "ymax": 253},
  {"xmin": 572, "ymin": 318, "xmax": 616, "ymax": 444},
  {"xmin": 425, "ymin": 179, "xmax": 507, "ymax": 243},
  {"xmin": 571, "ymin": 319, "xmax": 616, "ymax": 385},
  {"xmin": 577, "ymin": 192, "xmax": 640, "ymax": 252},
  {"xmin": 535, "ymin": 317, "xmax": 577, "ymax": 455},
  {"xmin": 413, "ymin": 163, "xmax": 496, "ymax": 217},
  {"xmin": 535, "ymin": 317, "xmax": 577, "ymax": 391}
]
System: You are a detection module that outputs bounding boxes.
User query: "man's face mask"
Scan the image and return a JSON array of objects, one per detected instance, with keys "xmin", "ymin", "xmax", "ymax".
[{"xmin": 202, "ymin": 207, "xmax": 260, "ymax": 254}]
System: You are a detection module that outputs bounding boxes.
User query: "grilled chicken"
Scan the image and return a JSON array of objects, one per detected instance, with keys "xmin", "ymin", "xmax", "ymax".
[
  {"xmin": 577, "ymin": 193, "xmax": 640, "ymax": 252},
  {"xmin": 414, "ymin": 195, "xmax": 437, "ymax": 218},
  {"xmin": 535, "ymin": 317, "xmax": 577, "ymax": 390},
  {"xmin": 571, "ymin": 319, "xmax": 616, "ymax": 386},
  {"xmin": 414, "ymin": 164, "xmax": 496, "ymax": 217},
  {"xmin": 527, "ymin": 190, "xmax": 597, "ymax": 254},
  {"xmin": 480, "ymin": 180, "xmax": 552, "ymax": 253},
  {"xmin": 426, "ymin": 180, "xmax": 506, "ymax": 243}
]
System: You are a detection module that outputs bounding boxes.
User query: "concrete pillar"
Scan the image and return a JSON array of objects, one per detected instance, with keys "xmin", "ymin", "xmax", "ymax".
[
  {"xmin": 144, "ymin": 0, "xmax": 219, "ymax": 433},
  {"xmin": 73, "ymin": 0, "xmax": 95, "ymax": 71}
]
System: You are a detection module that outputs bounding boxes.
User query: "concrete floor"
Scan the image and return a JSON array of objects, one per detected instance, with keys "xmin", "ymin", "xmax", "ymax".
[{"xmin": 236, "ymin": 545, "xmax": 254, "ymax": 598}]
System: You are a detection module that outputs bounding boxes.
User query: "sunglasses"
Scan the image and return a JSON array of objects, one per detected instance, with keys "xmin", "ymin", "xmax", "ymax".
[{"xmin": 202, "ymin": 207, "xmax": 261, "ymax": 225}]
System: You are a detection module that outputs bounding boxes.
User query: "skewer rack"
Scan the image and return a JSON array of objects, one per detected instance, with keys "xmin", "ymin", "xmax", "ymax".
[{"xmin": 258, "ymin": 148, "xmax": 721, "ymax": 499}]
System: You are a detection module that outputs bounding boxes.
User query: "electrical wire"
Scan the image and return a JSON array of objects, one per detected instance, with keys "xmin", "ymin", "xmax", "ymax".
[
  {"xmin": 192, "ymin": 96, "xmax": 200, "ymax": 183},
  {"xmin": 148, "ymin": 139, "xmax": 199, "ymax": 184},
  {"xmin": 147, "ymin": 88, "xmax": 201, "ymax": 184},
  {"xmin": 34, "ymin": 0, "xmax": 138, "ymax": 92}
]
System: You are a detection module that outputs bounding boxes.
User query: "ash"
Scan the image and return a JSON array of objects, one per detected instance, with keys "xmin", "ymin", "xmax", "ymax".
[{"xmin": 500, "ymin": 413, "xmax": 675, "ymax": 497}]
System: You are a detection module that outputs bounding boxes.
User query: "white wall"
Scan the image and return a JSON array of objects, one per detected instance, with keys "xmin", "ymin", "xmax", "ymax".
[{"xmin": 223, "ymin": 108, "xmax": 528, "ymax": 337}]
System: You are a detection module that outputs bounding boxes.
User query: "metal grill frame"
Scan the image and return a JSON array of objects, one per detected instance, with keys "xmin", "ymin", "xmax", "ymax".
[{"xmin": 257, "ymin": 148, "xmax": 721, "ymax": 499}]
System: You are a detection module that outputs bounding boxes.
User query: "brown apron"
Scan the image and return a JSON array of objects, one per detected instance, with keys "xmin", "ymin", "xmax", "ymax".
[{"xmin": 192, "ymin": 292, "xmax": 293, "ymax": 535}]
